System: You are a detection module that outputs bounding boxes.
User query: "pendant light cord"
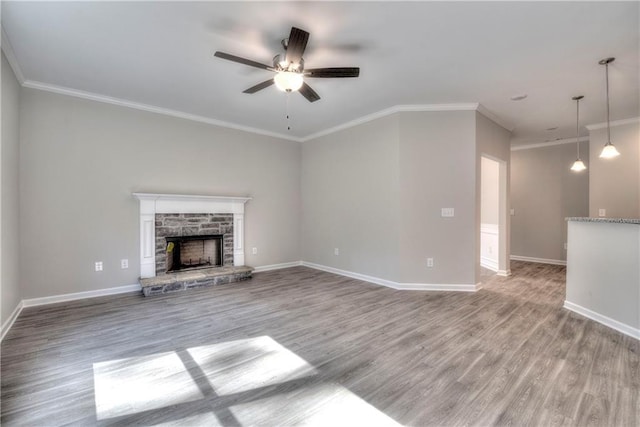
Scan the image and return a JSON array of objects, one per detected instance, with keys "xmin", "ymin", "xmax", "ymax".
[
  {"xmin": 605, "ymin": 61, "xmax": 611, "ymax": 144},
  {"xmin": 576, "ymin": 98, "xmax": 580, "ymax": 158}
]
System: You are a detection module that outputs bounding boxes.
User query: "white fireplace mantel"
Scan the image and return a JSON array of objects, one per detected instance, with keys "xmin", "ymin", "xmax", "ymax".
[{"xmin": 133, "ymin": 193, "xmax": 251, "ymax": 278}]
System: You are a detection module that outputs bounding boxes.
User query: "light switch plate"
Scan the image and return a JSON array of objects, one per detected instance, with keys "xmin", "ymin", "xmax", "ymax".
[{"xmin": 441, "ymin": 208, "xmax": 455, "ymax": 217}]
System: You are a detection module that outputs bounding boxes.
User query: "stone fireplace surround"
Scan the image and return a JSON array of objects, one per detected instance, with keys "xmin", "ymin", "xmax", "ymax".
[{"xmin": 133, "ymin": 193, "xmax": 252, "ymax": 295}]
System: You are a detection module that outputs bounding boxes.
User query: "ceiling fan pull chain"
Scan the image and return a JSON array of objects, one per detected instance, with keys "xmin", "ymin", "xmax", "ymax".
[{"xmin": 286, "ymin": 92, "xmax": 291, "ymax": 131}]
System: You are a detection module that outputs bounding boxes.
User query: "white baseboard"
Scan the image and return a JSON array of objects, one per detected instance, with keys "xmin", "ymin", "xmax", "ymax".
[
  {"xmin": 480, "ymin": 256, "xmax": 499, "ymax": 272},
  {"xmin": 252, "ymin": 261, "xmax": 302, "ymax": 273},
  {"xmin": 22, "ymin": 284, "xmax": 142, "ymax": 308},
  {"xmin": 496, "ymin": 269, "xmax": 511, "ymax": 277},
  {"xmin": 301, "ymin": 261, "xmax": 480, "ymax": 292},
  {"xmin": 510, "ymin": 255, "xmax": 566, "ymax": 266},
  {"xmin": 1, "ymin": 301, "xmax": 24, "ymax": 342},
  {"xmin": 564, "ymin": 300, "xmax": 639, "ymax": 340}
]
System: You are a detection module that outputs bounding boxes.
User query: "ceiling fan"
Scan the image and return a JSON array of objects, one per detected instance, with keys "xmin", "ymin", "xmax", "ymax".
[{"xmin": 214, "ymin": 26, "xmax": 359, "ymax": 103}]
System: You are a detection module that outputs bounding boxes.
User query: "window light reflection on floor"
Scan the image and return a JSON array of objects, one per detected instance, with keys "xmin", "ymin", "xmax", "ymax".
[
  {"xmin": 92, "ymin": 336, "xmax": 400, "ymax": 425},
  {"xmin": 92, "ymin": 352, "xmax": 204, "ymax": 420},
  {"xmin": 228, "ymin": 382, "xmax": 402, "ymax": 426},
  {"xmin": 187, "ymin": 336, "xmax": 318, "ymax": 395}
]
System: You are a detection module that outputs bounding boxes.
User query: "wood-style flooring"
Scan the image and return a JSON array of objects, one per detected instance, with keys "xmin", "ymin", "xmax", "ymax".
[{"xmin": 1, "ymin": 261, "xmax": 638, "ymax": 426}]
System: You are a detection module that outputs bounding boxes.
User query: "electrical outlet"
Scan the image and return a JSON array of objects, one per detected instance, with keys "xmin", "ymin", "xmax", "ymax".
[
  {"xmin": 121, "ymin": 259, "xmax": 129, "ymax": 269},
  {"xmin": 334, "ymin": 248, "xmax": 339, "ymax": 256},
  {"xmin": 95, "ymin": 261, "xmax": 103, "ymax": 272},
  {"xmin": 252, "ymin": 247, "xmax": 258, "ymax": 255},
  {"xmin": 427, "ymin": 258, "xmax": 434, "ymax": 268},
  {"xmin": 598, "ymin": 208, "xmax": 606, "ymax": 217},
  {"xmin": 510, "ymin": 208, "xmax": 515, "ymax": 216}
]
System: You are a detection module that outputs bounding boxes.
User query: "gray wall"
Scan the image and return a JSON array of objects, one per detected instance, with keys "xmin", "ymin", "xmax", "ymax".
[
  {"xmin": 301, "ymin": 114, "xmax": 401, "ymax": 281},
  {"xmin": 398, "ymin": 111, "xmax": 477, "ymax": 284},
  {"xmin": 301, "ymin": 110, "xmax": 496, "ymax": 286},
  {"xmin": 1, "ymin": 52, "xmax": 22, "ymax": 325},
  {"xmin": 511, "ymin": 143, "xmax": 589, "ymax": 261},
  {"xmin": 589, "ymin": 121, "xmax": 640, "ymax": 219},
  {"xmin": 19, "ymin": 89, "xmax": 301, "ymax": 298}
]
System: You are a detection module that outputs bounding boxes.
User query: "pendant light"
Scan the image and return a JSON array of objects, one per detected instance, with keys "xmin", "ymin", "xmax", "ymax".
[
  {"xmin": 598, "ymin": 57, "xmax": 620, "ymax": 159},
  {"xmin": 570, "ymin": 95, "xmax": 587, "ymax": 172}
]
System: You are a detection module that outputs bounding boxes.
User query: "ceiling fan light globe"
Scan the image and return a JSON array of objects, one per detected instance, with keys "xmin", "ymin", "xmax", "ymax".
[
  {"xmin": 570, "ymin": 159, "xmax": 587, "ymax": 172},
  {"xmin": 599, "ymin": 142, "xmax": 620, "ymax": 159},
  {"xmin": 274, "ymin": 72, "xmax": 304, "ymax": 92}
]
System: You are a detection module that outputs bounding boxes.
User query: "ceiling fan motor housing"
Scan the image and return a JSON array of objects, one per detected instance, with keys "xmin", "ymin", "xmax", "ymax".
[{"xmin": 273, "ymin": 54, "xmax": 304, "ymax": 73}]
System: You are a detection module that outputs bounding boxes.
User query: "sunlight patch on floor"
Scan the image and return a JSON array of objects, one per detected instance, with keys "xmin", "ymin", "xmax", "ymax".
[
  {"xmin": 149, "ymin": 411, "xmax": 224, "ymax": 426},
  {"xmin": 228, "ymin": 382, "xmax": 402, "ymax": 426},
  {"xmin": 93, "ymin": 352, "xmax": 204, "ymax": 420},
  {"xmin": 187, "ymin": 336, "xmax": 318, "ymax": 395}
]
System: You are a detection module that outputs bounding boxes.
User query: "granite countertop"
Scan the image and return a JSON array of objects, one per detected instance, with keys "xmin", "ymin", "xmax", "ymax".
[{"xmin": 566, "ymin": 217, "xmax": 640, "ymax": 224}]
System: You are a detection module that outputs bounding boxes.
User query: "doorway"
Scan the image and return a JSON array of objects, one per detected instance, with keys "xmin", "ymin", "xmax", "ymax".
[{"xmin": 480, "ymin": 155, "xmax": 510, "ymax": 276}]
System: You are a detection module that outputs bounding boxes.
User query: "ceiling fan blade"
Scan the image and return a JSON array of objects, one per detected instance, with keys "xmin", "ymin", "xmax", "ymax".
[
  {"xmin": 214, "ymin": 51, "xmax": 273, "ymax": 71},
  {"xmin": 299, "ymin": 82, "xmax": 320, "ymax": 103},
  {"xmin": 243, "ymin": 79, "xmax": 275, "ymax": 94},
  {"xmin": 305, "ymin": 67, "xmax": 360, "ymax": 78},
  {"xmin": 284, "ymin": 27, "xmax": 309, "ymax": 65}
]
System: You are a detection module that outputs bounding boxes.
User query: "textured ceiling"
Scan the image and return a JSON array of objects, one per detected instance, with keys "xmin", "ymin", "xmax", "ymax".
[{"xmin": 2, "ymin": 1, "xmax": 638, "ymax": 144}]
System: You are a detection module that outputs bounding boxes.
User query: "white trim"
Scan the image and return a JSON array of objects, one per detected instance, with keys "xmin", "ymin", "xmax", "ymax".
[
  {"xmin": 511, "ymin": 136, "xmax": 589, "ymax": 151},
  {"xmin": 481, "ymin": 257, "xmax": 499, "ymax": 272},
  {"xmin": 396, "ymin": 282, "xmax": 480, "ymax": 292},
  {"xmin": 301, "ymin": 261, "xmax": 480, "ymax": 292},
  {"xmin": 476, "ymin": 104, "xmax": 513, "ymax": 133},
  {"xmin": 481, "ymin": 223, "xmax": 499, "ymax": 235},
  {"xmin": 586, "ymin": 117, "xmax": 640, "ymax": 131},
  {"xmin": 21, "ymin": 80, "xmax": 301, "ymax": 142},
  {"xmin": 15, "ymin": 77, "xmax": 515, "ymax": 144},
  {"xmin": 510, "ymin": 255, "xmax": 566, "ymax": 266},
  {"xmin": 496, "ymin": 270, "xmax": 512, "ymax": 277},
  {"xmin": 1, "ymin": 301, "xmax": 24, "ymax": 342},
  {"xmin": 21, "ymin": 284, "xmax": 142, "ymax": 308},
  {"xmin": 1, "ymin": 26, "xmax": 25, "ymax": 84},
  {"xmin": 301, "ymin": 103, "xmax": 488, "ymax": 142},
  {"xmin": 564, "ymin": 300, "xmax": 639, "ymax": 340},
  {"xmin": 253, "ymin": 261, "xmax": 303, "ymax": 273}
]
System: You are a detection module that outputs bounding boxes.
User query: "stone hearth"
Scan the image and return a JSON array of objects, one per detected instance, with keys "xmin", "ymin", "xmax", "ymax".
[{"xmin": 140, "ymin": 266, "xmax": 253, "ymax": 296}]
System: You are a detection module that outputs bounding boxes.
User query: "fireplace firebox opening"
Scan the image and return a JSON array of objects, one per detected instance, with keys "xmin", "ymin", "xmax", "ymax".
[{"xmin": 165, "ymin": 234, "xmax": 223, "ymax": 273}]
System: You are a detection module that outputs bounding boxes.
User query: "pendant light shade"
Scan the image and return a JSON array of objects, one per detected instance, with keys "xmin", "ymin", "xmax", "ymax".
[
  {"xmin": 570, "ymin": 95, "xmax": 586, "ymax": 172},
  {"xmin": 570, "ymin": 159, "xmax": 587, "ymax": 172},
  {"xmin": 598, "ymin": 57, "xmax": 620, "ymax": 159},
  {"xmin": 600, "ymin": 143, "xmax": 620, "ymax": 159}
]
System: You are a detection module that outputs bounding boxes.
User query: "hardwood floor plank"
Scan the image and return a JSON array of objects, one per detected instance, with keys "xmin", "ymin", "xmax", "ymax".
[{"xmin": 1, "ymin": 262, "xmax": 638, "ymax": 426}]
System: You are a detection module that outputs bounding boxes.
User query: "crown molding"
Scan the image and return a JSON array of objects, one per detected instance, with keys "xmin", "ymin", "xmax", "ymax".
[
  {"xmin": 21, "ymin": 80, "xmax": 302, "ymax": 142},
  {"xmin": 1, "ymin": 26, "xmax": 25, "ymax": 84},
  {"xmin": 586, "ymin": 117, "xmax": 640, "ymax": 131},
  {"xmin": 300, "ymin": 102, "xmax": 514, "ymax": 142},
  {"xmin": 476, "ymin": 104, "xmax": 514, "ymax": 133},
  {"xmin": 18, "ymin": 78, "xmax": 512, "ymax": 144},
  {"xmin": 511, "ymin": 136, "xmax": 589, "ymax": 151}
]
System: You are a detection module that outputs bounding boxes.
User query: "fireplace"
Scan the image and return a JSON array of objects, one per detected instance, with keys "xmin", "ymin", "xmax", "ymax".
[
  {"xmin": 133, "ymin": 193, "xmax": 251, "ymax": 279},
  {"xmin": 165, "ymin": 234, "xmax": 223, "ymax": 272}
]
